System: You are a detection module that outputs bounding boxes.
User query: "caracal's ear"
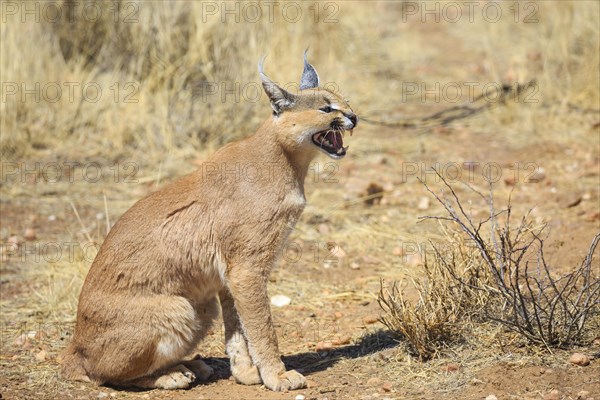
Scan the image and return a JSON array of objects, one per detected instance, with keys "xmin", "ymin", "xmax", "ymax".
[
  {"xmin": 299, "ymin": 49, "xmax": 320, "ymax": 90},
  {"xmin": 258, "ymin": 56, "xmax": 297, "ymax": 115}
]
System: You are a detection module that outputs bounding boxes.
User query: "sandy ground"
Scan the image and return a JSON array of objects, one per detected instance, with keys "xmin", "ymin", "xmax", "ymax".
[{"xmin": 1, "ymin": 3, "xmax": 599, "ymax": 399}]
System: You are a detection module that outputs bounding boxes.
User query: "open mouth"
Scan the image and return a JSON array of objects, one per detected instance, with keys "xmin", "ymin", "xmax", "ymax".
[{"xmin": 311, "ymin": 129, "xmax": 350, "ymax": 158}]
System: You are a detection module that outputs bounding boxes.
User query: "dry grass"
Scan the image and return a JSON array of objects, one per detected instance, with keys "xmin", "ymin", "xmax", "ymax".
[{"xmin": 378, "ymin": 175, "xmax": 600, "ymax": 359}]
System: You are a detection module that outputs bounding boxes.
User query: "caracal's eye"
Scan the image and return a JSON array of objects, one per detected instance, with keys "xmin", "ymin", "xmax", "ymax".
[{"xmin": 319, "ymin": 106, "xmax": 334, "ymax": 113}]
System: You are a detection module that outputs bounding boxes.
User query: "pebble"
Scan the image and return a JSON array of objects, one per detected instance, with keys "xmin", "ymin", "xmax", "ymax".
[
  {"xmin": 363, "ymin": 315, "xmax": 379, "ymax": 324},
  {"xmin": 328, "ymin": 243, "xmax": 347, "ymax": 259},
  {"xmin": 504, "ymin": 176, "xmax": 516, "ymax": 186},
  {"xmin": 319, "ymin": 386, "xmax": 336, "ymax": 393},
  {"xmin": 442, "ymin": 363, "xmax": 460, "ymax": 373},
  {"xmin": 381, "ymin": 382, "xmax": 393, "ymax": 392},
  {"xmin": 34, "ymin": 349, "xmax": 48, "ymax": 362},
  {"xmin": 270, "ymin": 295, "xmax": 291, "ymax": 307},
  {"xmin": 526, "ymin": 167, "xmax": 546, "ymax": 182},
  {"xmin": 544, "ymin": 389, "xmax": 560, "ymax": 400},
  {"xmin": 392, "ymin": 247, "xmax": 403, "ymax": 256},
  {"xmin": 316, "ymin": 341, "xmax": 333, "ymax": 351},
  {"xmin": 97, "ymin": 393, "xmax": 108, "ymax": 399},
  {"xmin": 350, "ymin": 262, "xmax": 360, "ymax": 270},
  {"xmin": 295, "ymin": 395, "xmax": 306, "ymax": 400},
  {"xmin": 417, "ymin": 196, "xmax": 430, "ymax": 210},
  {"xmin": 570, "ymin": 352, "xmax": 590, "ymax": 366},
  {"xmin": 318, "ymin": 223, "xmax": 330, "ymax": 234},
  {"xmin": 23, "ymin": 228, "xmax": 36, "ymax": 241},
  {"xmin": 332, "ymin": 335, "xmax": 351, "ymax": 346},
  {"xmin": 485, "ymin": 396, "xmax": 498, "ymax": 400}
]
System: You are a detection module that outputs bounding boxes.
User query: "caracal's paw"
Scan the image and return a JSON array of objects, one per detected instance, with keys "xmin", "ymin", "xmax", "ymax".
[
  {"xmin": 232, "ymin": 363, "xmax": 262, "ymax": 385},
  {"xmin": 263, "ymin": 369, "xmax": 306, "ymax": 392},
  {"xmin": 154, "ymin": 365, "xmax": 196, "ymax": 390},
  {"xmin": 183, "ymin": 358, "xmax": 214, "ymax": 381}
]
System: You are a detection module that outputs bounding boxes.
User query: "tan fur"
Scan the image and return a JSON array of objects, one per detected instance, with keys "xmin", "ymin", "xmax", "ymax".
[{"xmin": 61, "ymin": 66, "xmax": 357, "ymax": 392}]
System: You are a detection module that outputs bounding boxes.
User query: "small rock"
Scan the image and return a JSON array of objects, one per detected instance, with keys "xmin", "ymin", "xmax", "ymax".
[
  {"xmin": 350, "ymin": 262, "xmax": 360, "ymax": 270},
  {"xmin": 366, "ymin": 377, "xmax": 381, "ymax": 386},
  {"xmin": 471, "ymin": 378, "xmax": 483, "ymax": 385},
  {"xmin": 23, "ymin": 228, "xmax": 36, "ymax": 241},
  {"xmin": 417, "ymin": 197, "xmax": 430, "ymax": 210},
  {"xmin": 295, "ymin": 395, "xmax": 306, "ymax": 400},
  {"xmin": 526, "ymin": 167, "xmax": 546, "ymax": 183},
  {"xmin": 586, "ymin": 212, "xmax": 600, "ymax": 222},
  {"xmin": 544, "ymin": 389, "xmax": 560, "ymax": 400},
  {"xmin": 364, "ymin": 183, "xmax": 384, "ymax": 206},
  {"xmin": 485, "ymin": 396, "xmax": 498, "ymax": 400},
  {"xmin": 382, "ymin": 382, "xmax": 393, "ymax": 392},
  {"xmin": 97, "ymin": 392, "xmax": 108, "ymax": 399},
  {"xmin": 318, "ymin": 223, "xmax": 330, "ymax": 234},
  {"xmin": 504, "ymin": 176, "xmax": 516, "ymax": 186},
  {"xmin": 442, "ymin": 363, "xmax": 460, "ymax": 373},
  {"xmin": 328, "ymin": 243, "xmax": 347, "ymax": 259},
  {"xmin": 316, "ymin": 341, "xmax": 333, "ymax": 351},
  {"xmin": 363, "ymin": 315, "xmax": 379, "ymax": 325},
  {"xmin": 319, "ymin": 386, "xmax": 336, "ymax": 393},
  {"xmin": 334, "ymin": 312, "xmax": 343, "ymax": 319},
  {"xmin": 270, "ymin": 295, "xmax": 291, "ymax": 307},
  {"xmin": 332, "ymin": 335, "xmax": 351, "ymax": 346},
  {"xmin": 570, "ymin": 353, "xmax": 590, "ymax": 366},
  {"xmin": 35, "ymin": 350, "xmax": 47, "ymax": 362},
  {"xmin": 577, "ymin": 390, "xmax": 590, "ymax": 400},
  {"xmin": 392, "ymin": 247, "xmax": 403, "ymax": 256}
]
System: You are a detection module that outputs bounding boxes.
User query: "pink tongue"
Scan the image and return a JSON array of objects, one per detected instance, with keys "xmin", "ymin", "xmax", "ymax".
[{"xmin": 330, "ymin": 132, "xmax": 342, "ymax": 150}]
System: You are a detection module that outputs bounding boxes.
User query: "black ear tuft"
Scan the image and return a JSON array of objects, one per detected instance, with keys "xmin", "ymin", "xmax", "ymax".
[{"xmin": 300, "ymin": 49, "xmax": 320, "ymax": 90}]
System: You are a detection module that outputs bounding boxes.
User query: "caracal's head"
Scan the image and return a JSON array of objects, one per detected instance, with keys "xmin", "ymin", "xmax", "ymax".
[{"xmin": 259, "ymin": 51, "xmax": 358, "ymax": 160}]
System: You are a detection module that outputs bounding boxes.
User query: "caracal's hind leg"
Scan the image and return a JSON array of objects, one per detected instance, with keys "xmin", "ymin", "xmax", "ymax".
[{"xmin": 126, "ymin": 364, "xmax": 196, "ymax": 390}]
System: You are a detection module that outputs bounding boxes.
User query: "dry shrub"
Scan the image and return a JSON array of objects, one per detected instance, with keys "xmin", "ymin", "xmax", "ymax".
[
  {"xmin": 379, "ymin": 172, "xmax": 600, "ymax": 358},
  {"xmin": 378, "ymin": 232, "xmax": 493, "ymax": 359}
]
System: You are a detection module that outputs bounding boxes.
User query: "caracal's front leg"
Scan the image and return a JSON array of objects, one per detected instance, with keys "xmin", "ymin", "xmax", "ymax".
[
  {"xmin": 219, "ymin": 288, "xmax": 262, "ymax": 385},
  {"xmin": 226, "ymin": 267, "xmax": 306, "ymax": 392}
]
